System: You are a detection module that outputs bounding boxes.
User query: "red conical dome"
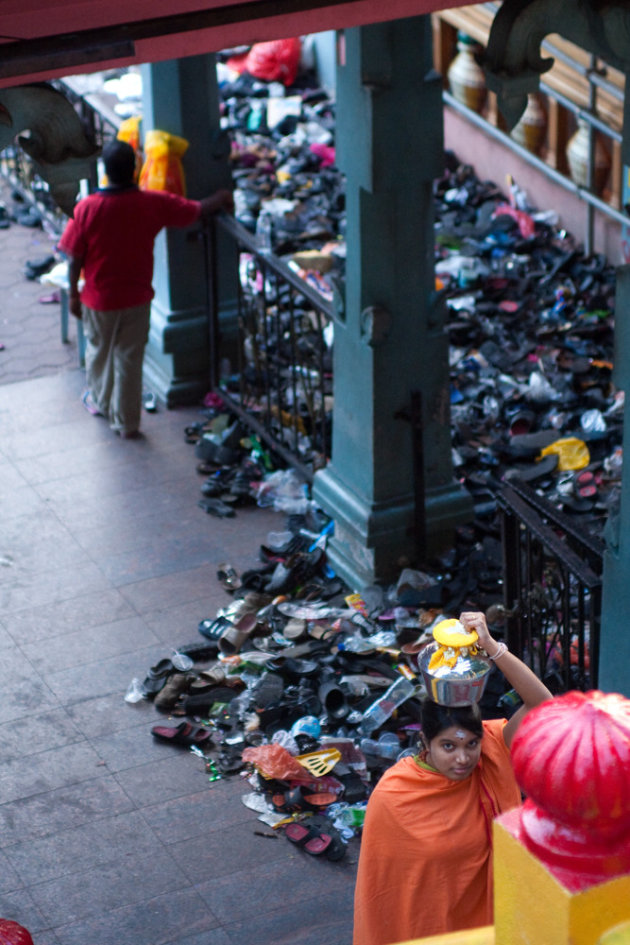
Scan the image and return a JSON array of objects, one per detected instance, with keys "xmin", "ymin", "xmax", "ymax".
[{"xmin": 511, "ymin": 690, "xmax": 630, "ymax": 833}]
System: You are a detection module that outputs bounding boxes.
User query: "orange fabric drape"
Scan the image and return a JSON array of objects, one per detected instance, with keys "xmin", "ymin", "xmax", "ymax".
[{"xmin": 353, "ymin": 719, "xmax": 521, "ymax": 945}]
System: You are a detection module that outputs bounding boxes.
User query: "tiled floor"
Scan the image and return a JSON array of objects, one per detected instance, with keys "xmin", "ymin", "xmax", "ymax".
[{"xmin": 0, "ymin": 215, "xmax": 358, "ymax": 943}]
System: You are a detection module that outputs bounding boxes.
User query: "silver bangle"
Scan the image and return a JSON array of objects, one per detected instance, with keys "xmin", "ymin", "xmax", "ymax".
[{"xmin": 488, "ymin": 642, "xmax": 508, "ymax": 661}]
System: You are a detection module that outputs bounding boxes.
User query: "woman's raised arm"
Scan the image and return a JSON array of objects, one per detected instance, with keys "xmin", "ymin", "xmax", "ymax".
[{"xmin": 460, "ymin": 611, "xmax": 553, "ymax": 748}]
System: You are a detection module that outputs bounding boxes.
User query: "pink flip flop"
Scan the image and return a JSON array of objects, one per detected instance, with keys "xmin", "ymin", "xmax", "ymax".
[
  {"xmin": 285, "ymin": 815, "xmax": 346, "ymax": 860},
  {"xmin": 151, "ymin": 721, "xmax": 213, "ymax": 748},
  {"xmin": 285, "ymin": 820, "xmax": 333, "ymax": 856}
]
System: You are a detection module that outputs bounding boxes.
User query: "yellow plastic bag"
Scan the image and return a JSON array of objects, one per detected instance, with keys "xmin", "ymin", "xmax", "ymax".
[
  {"xmin": 118, "ymin": 116, "xmax": 142, "ymax": 152},
  {"xmin": 117, "ymin": 116, "xmax": 143, "ymax": 182},
  {"xmin": 539, "ymin": 436, "xmax": 590, "ymax": 471},
  {"xmin": 139, "ymin": 130, "xmax": 189, "ymax": 196},
  {"xmin": 100, "ymin": 117, "xmax": 144, "ymax": 187}
]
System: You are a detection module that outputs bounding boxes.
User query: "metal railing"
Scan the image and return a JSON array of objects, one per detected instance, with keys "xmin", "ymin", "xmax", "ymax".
[
  {"xmin": 497, "ymin": 478, "xmax": 604, "ymax": 693},
  {"xmin": 206, "ymin": 213, "xmax": 335, "ymax": 483},
  {"xmin": 0, "ymin": 143, "xmax": 67, "ymax": 233}
]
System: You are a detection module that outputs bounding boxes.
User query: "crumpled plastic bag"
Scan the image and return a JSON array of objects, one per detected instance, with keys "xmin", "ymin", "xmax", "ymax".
[
  {"xmin": 227, "ymin": 38, "xmax": 302, "ymax": 87},
  {"xmin": 493, "ymin": 203, "xmax": 536, "ymax": 240},
  {"xmin": 539, "ymin": 436, "xmax": 590, "ymax": 472},
  {"xmin": 525, "ymin": 371, "xmax": 561, "ymax": 404},
  {"xmin": 139, "ymin": 129, "xmax": 189, "ymax": 195},
  {"xmin": 241, "ymin": 743, "xmax": 307, "ymax": 780},
  {"xmin": 253, "ymin": 468, "xmax": 309, "ymax": 513},
  {"xmin": 241, "ymin": 745, "xmax": 344, "ymax": 796}
]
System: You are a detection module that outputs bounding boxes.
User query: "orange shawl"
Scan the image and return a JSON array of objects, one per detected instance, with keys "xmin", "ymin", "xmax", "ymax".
[{"xmin": 353, "ymin": 719, "xmax": 520, "ymax": 945}]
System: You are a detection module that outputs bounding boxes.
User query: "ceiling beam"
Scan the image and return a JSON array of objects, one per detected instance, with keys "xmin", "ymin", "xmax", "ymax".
[{"xmin": 0, "ymin": 0, "xmax": 369, "ymax": 80}]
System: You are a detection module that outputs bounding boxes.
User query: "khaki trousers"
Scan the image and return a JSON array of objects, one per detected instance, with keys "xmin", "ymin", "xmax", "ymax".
[{"xmin": 82, "ymin": 302, "xmax": 151, "ymax": 435}]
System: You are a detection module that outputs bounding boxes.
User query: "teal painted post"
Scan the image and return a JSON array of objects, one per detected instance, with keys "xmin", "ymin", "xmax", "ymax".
[
  {"xmin": 140, "ymin": 55, "xmax": 235, "ymax": 406},
  {"xmin": 599, "ymin": 264, "xmax": 630, "ymax": 696},
  {"xmin": 313, "ymin": 16, "xmax": 472, "ymax": 590}
]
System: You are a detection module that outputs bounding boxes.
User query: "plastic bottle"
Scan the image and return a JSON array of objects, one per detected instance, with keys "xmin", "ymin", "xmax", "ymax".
[
  {"xmin": 256, "ymin": 212, "xmax": 273, "ymax": 253},
  {"xmin": 335, "ymin": 804, "xmax": 367, "ymax": 829},
  {"xmin": 171, "ymin": 650, "xmax": 194, "ymax": 671},
  {"xmin": 124, "ymin": 678, "xmax": 146, "ymax": 703},
  {"xmin": 358, "ymin": 676, "xmax": 415, "ymax": 736},
  {"xmin": 360, "ymin": 731, "xmax": 401, "ymax": 760}
]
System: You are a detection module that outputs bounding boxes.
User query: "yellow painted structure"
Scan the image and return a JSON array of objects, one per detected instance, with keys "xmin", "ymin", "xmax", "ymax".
[
  {"xmin": 493, "ymin": 810, "xmax": 630, "ymax": 945},
  {"xmin": 598, "ymin": 921, "xmax": 630, "ymax": 944},
  {"xmin": 393, "ymin": 811, "xmax": 630, "ymax": 945},
  {"xmin": 395, "ymin": 928, "xmax": 494, "ymax": 945},
  {"xmin": 390, "ymin": 693, "xmax": 630, "ymax": 945}
]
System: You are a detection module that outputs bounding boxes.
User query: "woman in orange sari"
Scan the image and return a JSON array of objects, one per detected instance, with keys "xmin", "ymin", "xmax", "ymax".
[{"xmin": 353, "ymin": 611, "xmax": 552, "ymax": 945}]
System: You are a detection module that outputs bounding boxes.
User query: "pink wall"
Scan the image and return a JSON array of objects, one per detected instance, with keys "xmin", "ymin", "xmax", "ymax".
[{"xmin": 444, "ymin": 108, "xmax": 624, "ymax": 264}]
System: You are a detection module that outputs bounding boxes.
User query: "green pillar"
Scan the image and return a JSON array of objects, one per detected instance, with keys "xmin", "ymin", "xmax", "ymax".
[
  {"xmin": 140, "ymin": 55, "xmax": 235, "ymax": 406},
  {"xmin": 313, "ymin": 17, "xmax": 472, "ymax": 590},
  {"xmin": 599, "ymin": 264, "xmax": 630, "ymax": 696}
]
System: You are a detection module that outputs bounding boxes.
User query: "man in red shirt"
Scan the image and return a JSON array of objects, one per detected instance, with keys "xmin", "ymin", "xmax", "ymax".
[{"xmin": 59, "ymin": 140, "xmax": 233, "ymax": 438}]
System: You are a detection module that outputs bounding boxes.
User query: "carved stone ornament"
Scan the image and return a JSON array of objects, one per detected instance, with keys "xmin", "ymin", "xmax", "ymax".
[
  {"xmin": 484, "ymin": 0, "xmax": 630, "ymax": 133},
  {"xmin": 0, "ymin": 84, "xmax": 99, "ymax": 215}
]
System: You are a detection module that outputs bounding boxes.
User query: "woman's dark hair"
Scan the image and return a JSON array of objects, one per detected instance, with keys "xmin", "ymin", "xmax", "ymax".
[
  {"xmin": 420, "ymin": 699, "xmax": 483, "ymax": 741},
  {"xmin": 103, "ymin": 140, "xmax": 136, "ymax": 186}
]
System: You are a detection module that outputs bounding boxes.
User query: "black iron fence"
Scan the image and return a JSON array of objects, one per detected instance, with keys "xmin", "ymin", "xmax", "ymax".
[
  {"xmin": 206, "ymin": 213, "xmax": 335, "ymax": 483},
  {"xmin": 497, "ymin": 477, "xmax": 604, "ymax": 693}
]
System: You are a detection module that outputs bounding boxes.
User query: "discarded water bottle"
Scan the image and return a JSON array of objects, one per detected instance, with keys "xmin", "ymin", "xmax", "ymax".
[
  {"xmin": 358, "ymin": 676, "xmax": 415, "ymax": 736},
  {"xmin": 256, "ymin": 211, "xmax": 273, "ymax": 253},
  {"xmin": 172, "ymin": 650, "xmax": 194, "ymax": 671},
  {"xmin": 335, "ymin": 804, "xmax": 367, "ymax": 829},
  {"xmin": 360, "ymin": 731, "xmax": 400, "ymax": 760},
  {"xmin": 124, "ymin": 677, "xmax": 146, "ymax": 704}
]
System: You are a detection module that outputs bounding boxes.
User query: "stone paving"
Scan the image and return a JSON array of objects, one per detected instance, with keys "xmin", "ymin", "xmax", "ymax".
[
  {"xmin": 0, "ymin": 206, "xmax": 357, "ymax": 944},
  {"xmin": 0, "ymin": 203, "xmax": 80, "ymax": 386}
]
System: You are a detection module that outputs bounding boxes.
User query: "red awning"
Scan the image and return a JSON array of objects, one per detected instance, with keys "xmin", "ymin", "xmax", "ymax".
[{"xmin": 0, "ymin": 0, "xmax": 470, "ymax": 86}]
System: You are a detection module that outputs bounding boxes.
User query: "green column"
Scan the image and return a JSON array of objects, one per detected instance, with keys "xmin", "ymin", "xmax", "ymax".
[
  {"xmin": 599, "ymin": 264, "xmax": 630, "ymax": 696},
  {"xmin": 313, "ymin": 17, "xmax": 472, "ymax": 589},
  {"xmin": 140, "ymin": 55, "xmax": 235, "ymax": 406}
]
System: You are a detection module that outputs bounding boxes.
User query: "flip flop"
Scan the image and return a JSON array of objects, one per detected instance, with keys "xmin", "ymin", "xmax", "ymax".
[
  {"xmin": 198, "ymin": 497, "xmax": 236, "ymax": 518},
  {"xmin": 187, "ymin": 665, "xmax": 226, "ymax": 694},
  {"xmin": 182, "ymin": 686, "xmax": 241, "ymax": 716},
  {"xmin": 285, "ymin": 815, "xmax": 346, "ymax": 860},
  {"xmin": 151, "ymin": 721, "xmax": 213, "ymax": 748},
  {"xmin": 218, "ymin": 611, "xmax": 259, "ymax": 656},
  {"xmin": 216, "ymin": 563, "xmax": 242, "ymax": 592},
  {"xmin": 272, "ymin": 784, "xmax": 338, "ymax": 814},
  {"xmin": 177, "ymin": 640, "xmax": 219, "ymax": 662},
  {"xmin": 285, "ymin": 819, "xmax": 332, "ymax": 855},
  {"xmin": 143, "ymin": 392, "xmax": 157, "ymax": 412},
  {"xmin": 198, "ymin": 616, "xmax": 232, "ymax": 641},
  {"xmin": 142, "ymin": 658, "xmax": 176, "ymax": 696}
]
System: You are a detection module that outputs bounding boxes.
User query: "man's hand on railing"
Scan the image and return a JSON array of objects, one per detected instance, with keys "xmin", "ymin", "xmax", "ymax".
[{"xmin": 200, "ymin": 189, "xmax": 234, "ymax": 221}]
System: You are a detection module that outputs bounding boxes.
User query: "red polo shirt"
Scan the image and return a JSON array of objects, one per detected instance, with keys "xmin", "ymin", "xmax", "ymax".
[{"xmin": 59, "ymin": 187, "xmax": 201, "ymax": 311}]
